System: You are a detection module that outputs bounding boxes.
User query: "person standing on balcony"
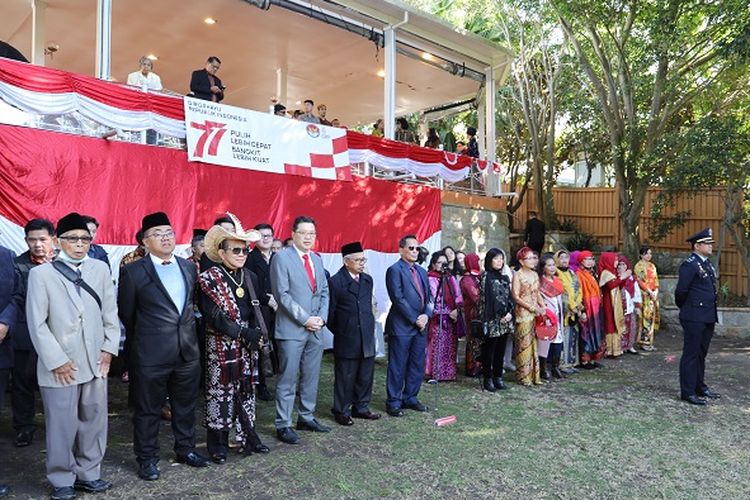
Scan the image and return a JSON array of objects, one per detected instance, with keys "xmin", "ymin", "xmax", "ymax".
[
  {"xmin": 466, "ymin": 126, "xmax": 480, "ymax": 158},
  {"xmin": 298, "ymin": 100, "xmax": 321, "ymax": 124},
  {"xmin": 395, "ymin": 118, "xmax": 418, "ymax": 144},
  {"xmin": 190, "ymin": 57, "xmax": 224, "ymax": 103},
  {"xmin": 317, "ymin": 104, "xmax": 332, "ymax": 126},
  {"xmin": 127, "ymin": 56, "xmax": 163, "ymax": 91}
]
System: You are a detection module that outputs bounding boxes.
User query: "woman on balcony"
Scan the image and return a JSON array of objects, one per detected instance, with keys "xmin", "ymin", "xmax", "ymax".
[{"xmin": 634, "ymin": 246, "xmax": 660, "ymax": 351}]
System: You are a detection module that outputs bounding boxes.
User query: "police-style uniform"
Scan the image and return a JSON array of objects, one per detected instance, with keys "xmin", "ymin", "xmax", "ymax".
[{"xmin": 674, "ymin": 228, "xmax": 719, "ymax": 404}]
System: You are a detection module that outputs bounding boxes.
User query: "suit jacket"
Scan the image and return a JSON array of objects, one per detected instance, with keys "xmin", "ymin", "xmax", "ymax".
[
  {"xmin": 675, "ymin": 253, "xmax": 718, "ymax": 324},
  {"xmin": 524, "ymin": 218, "xmax": 546, "ymax": 247},
  {"xmin": 118, "ymin": 256, "xmax": 199, "ymax": 366},
  {"xmin": 87, "ymin": 243, "xmax": 111, "ymax": 269},
  {"xmin": 270, "ymin": 246, "xmax": 329, "ymax": 341},
  {"xmin": 11, "ymin": 251, "xmax": 37, "ymax": 351},
  {"xmin": 245, "ymin": 248, "xmax": 272, "ymax": 296},
  {"xmin": 190, "ymin": 69, "xmax": 224, "ymax": 102},
  {"xmin": 385, "ymin": 259, "xmax": 433, "ymax": 337},
  {"xmin": 0, "ymin": 245, "xmax": 18, "ymax": 369},
  {"xmin": 327, "ymin": 267, "xmax": 375, "ymax": 359},
  {"xmin": 26, "ymin": 258, "xmax": 119, "ymax": 387}
]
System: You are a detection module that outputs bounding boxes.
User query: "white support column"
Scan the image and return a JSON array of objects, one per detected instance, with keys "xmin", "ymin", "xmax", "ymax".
[
  {"xmin": 276, "ymin": 67, "xmax": 288, "ymax": 107},
  {"xmin": 484, "ymin": 66, "xmax": 499, "ymax": 195},
  {"xmin": 31, "ymin": 0, "xmax": 46, "ymax": 66},
  {"xmin": 95, "ymin": 0, "xmax": 113, "ymax": 80},
  {"xmin": 476, "ymin": 98, "xmax": 486, "ymax": 159},
  {"xmin": 383, "ymin": 27, "xmax": 396, "ymax": 140}
]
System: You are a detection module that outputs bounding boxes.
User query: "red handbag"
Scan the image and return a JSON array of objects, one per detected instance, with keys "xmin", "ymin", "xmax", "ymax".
[{"xmin": 535, "ymin": 310, "xmax": 558, "ymax": 341}]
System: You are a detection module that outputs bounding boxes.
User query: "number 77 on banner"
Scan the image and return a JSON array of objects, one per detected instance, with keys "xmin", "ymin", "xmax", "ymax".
[{"xmin": 190, "ymin": 120, "xmax": 227, "ymax": 158}]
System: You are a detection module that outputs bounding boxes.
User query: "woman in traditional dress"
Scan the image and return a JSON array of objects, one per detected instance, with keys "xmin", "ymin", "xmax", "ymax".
[
  {"xmin": 425, "ymin": 251, "xmax": 463, "ymax": 381},
  {"xmin": 555, "ymin": 250, "xmax": 584, "ymax": 374},
  {"xmin": 512, "ymin": 247, "xmax": 546, "ymax": 386},
  {"xmin": 478, "ymin": 248, "xmax": 514, "ymax": 391},
  {"xmin": 577, "ymin": 250, "xmax": 604, "ymax": 369},
  {"xmin": 634, "ymin": 246, "xmax": 660, "ymax": 351},
  {"xmin": 460, "ymin": 253, "xmax": 483, "ymax": 377},
  {"xmin": 598, "ymin": 252, "xmax": 626, "ymax": 358},
  {"xmin": 454, "ymin": 251, "xmax": 467, "ymax": 276},
  {"xmin": 538, "ymin": 254, "xmax": 566, "ymax": 379},
  {"xmin": 617, "ymin": 256, "xmax": 642, "ymax": 354},
  {"xmin": 198, "ymin": 215, "xmax": 270, "ymax": 464}
]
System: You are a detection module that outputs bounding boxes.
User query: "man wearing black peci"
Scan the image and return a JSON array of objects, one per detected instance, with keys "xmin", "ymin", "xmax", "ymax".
[
  {"xmin": 327, "ymin": 242, "xmax": 380, "ymax": 426},
  {"xmin": 118, "ymin": 212, "xmax": 208, "ymax": 481}
]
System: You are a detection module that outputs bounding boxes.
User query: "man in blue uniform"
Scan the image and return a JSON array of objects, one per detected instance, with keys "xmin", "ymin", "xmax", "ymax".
[{"xmin": 675, "ymin": 228, "xmax": 721, "ymax": 406}]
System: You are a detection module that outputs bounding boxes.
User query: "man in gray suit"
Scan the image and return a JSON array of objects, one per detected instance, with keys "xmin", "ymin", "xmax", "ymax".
[
  {"xmin": 26, "ymin": 213, "xmax": 120, "ymax": 500},
  {"xmin": 270, "ymin": 215, "xmax": 330, "ymax": 444}
]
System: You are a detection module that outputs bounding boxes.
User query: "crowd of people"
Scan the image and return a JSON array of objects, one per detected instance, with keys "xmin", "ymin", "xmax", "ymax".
[{"xmin": 0, "ymin": 206, "xmax": 725, "ymax": 500}]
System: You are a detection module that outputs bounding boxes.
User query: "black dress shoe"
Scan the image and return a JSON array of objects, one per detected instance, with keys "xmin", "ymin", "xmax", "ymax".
[
  {"xmin": 681, "ymin": 395, "xmax": 707, "ymax": 406},
  {"xmin": 698, "ymin": 389, "xmax": 721, "ymax": 399},
  {"xmin": 403, "ymin": 401, "xmax": 428, "ymax": 412},
  {"xmin": 176, "ymin": 451, "xmax": 210, "ymax": 468},
  {"xmin": 493, "ymin": 377, "xmax": 507, "ymax": 389},
  {"xmin": 296, "ymin": 418, "xmax": 332, "ymax": 433},
  {"xmin": 50, "ymin": 486, "xmax": 75, "ymax": 500},
  {"xmin": 386, "ymin": 407, "xmax": 404, "ymax": 417},
  {"xmin": 276, "ymin": 427, "xmax": 300, "ymax": 444},
  {"xmin": 251, "ymin": 443, "xmax": 271, "ymax": 454},
  {"xmin": 352, "ymin": 410, "xmax": 381, "ymax": 420},
  {"xmin": 210, "ymin": 453, "xmax": 227, "ymax": 464},
  {"xmin": 482, "ymin": 377, "xmax": 496, "ymax": 392},
  {"xmin": 15, "ymin": 430, "xmax": 33, "ymax": 447},
  {"xmin": 0, "ymin": 484, "xmax": 9, "ymax": 498},
  {"xmin": 73, "ymin": 479, "xmax": 112, "ymax": 493},
  {"xmin": 137, "ymin": 462, "xmax": 160, "ymax": 481},
  {"xmin": 334, "ymin": 414, "xmax": 354, "ymax": 426},
  {"xmin": 257, "ymin": 385, "xmax": 273, "ymax": 401}
]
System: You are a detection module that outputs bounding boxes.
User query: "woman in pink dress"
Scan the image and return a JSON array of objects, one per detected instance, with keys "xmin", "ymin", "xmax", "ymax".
[{"xmin": 425, "ymin": 251, "xmax": 464, "ymax": 381}]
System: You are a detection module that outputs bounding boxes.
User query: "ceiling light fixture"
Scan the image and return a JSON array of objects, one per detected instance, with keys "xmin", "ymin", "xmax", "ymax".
[
  {"xmin": 146, "ymin": 54, "xmax": 158, "ymax": 61},
  {"xmin": 204, "ymin": 17, "xmax": 217, "ymax": 25},
  {"xmin": 376, "ymin": 69, "xmax": 385, "ymax": 78},
  {"xmin": 421, "ymin": 52, "xmax": 434, "ymax": 61}
]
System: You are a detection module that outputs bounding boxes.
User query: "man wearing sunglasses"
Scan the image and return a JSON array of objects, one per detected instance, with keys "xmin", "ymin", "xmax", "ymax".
[
  {"xmin": 384, "ymin": 235, "xmax": 433, "ymax": 417},
  {"xmin": 26, "ymin": 212, "xmax": 120, "ymax": 499},
  {"xmin": 118, "ymin": 212, "xmax": 208, "ymax": 481}
]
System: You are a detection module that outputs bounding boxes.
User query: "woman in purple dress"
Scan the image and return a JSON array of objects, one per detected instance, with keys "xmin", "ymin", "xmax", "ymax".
[{"xmin": 425, "ymin": 251, "xmax": 464, "ymax": 381}]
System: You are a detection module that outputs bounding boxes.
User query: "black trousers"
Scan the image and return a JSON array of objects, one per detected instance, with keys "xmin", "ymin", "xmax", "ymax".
[
  {"xmin": 11, "ymin": 349, "xmax": 38, "ymax": 433},
  {"xmin": 481, "ymin": 334, "xmax": 508, "ymax": 378},
  {"xmin": 333, "ymin": 356, "xmax": 375, "ymax": 416},
  {"xmin": 132, "ymin": 359, "xmax": 201, "ymax": 463},
  {"xmin": 548, "ymin": 342, "xmax": 563, "ymax": 363},
  {"xmin": 679, "ymin": 320, "xmax": 714, "ymax": 398},
  {"xmin": 0, "ymin": 367, "xmax": 9, "ymax": 411}
]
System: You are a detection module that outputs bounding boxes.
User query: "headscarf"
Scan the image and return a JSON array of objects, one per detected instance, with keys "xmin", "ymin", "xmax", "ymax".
[
  {"xmin": 568, "ymin": 250, "xmax": 581, "ymax": 272},
  {"xmin": 597, "ymin": 252, "xmax": 618, "ymax": 277},
  {"xmin": 617, "ymin": 255, "xmax": 636, "ymax": 296},
  {"xmin": 463, "ymin": 253, "xmax": 481, "ymax": 276}
]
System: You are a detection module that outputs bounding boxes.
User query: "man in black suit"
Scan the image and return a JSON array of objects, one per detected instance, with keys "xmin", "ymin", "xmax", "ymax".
[
  {"xmin": 118, "ymin": 212, "xmax": 209, "ymax": 481},
  {"xmin": 524, "ymin": 211, "xmax": 546, "ymax": 255},
  {"xmin": 244, "ymin": 222, "xmax": 278, "ymax": 400},
  {"xmin": 11, "ymin": 218, "xmax": 56, "ymax": 448},
  {"xmin": 189, "ymin": 56, "xmax": 224, "ymax": 102},
  {"xmin": 675, "ymin": 228, "xmax": 721, "ymax": 406},
  {"xmin": 327, "ymin": 242, "xmax": 381, "ymax": 426}
]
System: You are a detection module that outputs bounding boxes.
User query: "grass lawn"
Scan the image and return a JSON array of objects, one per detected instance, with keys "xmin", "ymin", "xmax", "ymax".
[{"xmin": 2, "ymin": 327, "xmax": 749, "ymax": 499}]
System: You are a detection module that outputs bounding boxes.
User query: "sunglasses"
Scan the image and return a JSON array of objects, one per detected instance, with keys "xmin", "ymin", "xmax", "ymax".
[
  {"xmin": 225, "ymin": 247, "xmax": 250, "ymax": 256},
  {"xmin": 406, "ymin": 246, "xmax": 418, "ymax": 251}
]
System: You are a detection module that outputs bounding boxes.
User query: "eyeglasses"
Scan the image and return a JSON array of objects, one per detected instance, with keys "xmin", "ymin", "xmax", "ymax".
[
  {"xmin": 406, "ymin": 246, "xmax": 418, "ymax": 251},
  {"xmin": 225, "ymin": 247, "xmax": 250, "ymax": 256},
  {"xmin": 146, "ymin": 230, "xmax": 175, "ymax": 240},
  {"xmin": 260, "ymin": 234, "xmax": 274, "ymax": 239},
  {"xmin": 295, "ymin": 231, "xmax": 317, "ymax": 238},
  {"xmin": 59, "ymin": 236, "xmax": 92, "ymax": 244}
]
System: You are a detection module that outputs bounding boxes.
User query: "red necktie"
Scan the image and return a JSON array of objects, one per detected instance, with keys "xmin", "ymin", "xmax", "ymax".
[
  {"xmin": 303, "ymin": 254, "xmax": 316, "ymax": 292},
  {"xmin": 410, "ymin": 265, "xmax": 424, "ymax": 305}
]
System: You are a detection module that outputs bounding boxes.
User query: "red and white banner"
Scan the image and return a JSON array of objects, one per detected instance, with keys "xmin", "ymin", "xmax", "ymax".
[
  {"xmin": 0, "ymin": 57, "xmax": 184, "ymax": 137},
  {"xmin": 184, "ymin": 98, "xmax": 351, "ymax": 180},
  {"xmin": 346, "ymin": 130, "xmax": 502, "ymax": 183}
]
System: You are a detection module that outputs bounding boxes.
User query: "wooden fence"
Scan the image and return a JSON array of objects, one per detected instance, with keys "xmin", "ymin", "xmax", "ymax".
[{"xmin": 513, "ymin": 187, "xmax": 748, "ymax": 296}]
